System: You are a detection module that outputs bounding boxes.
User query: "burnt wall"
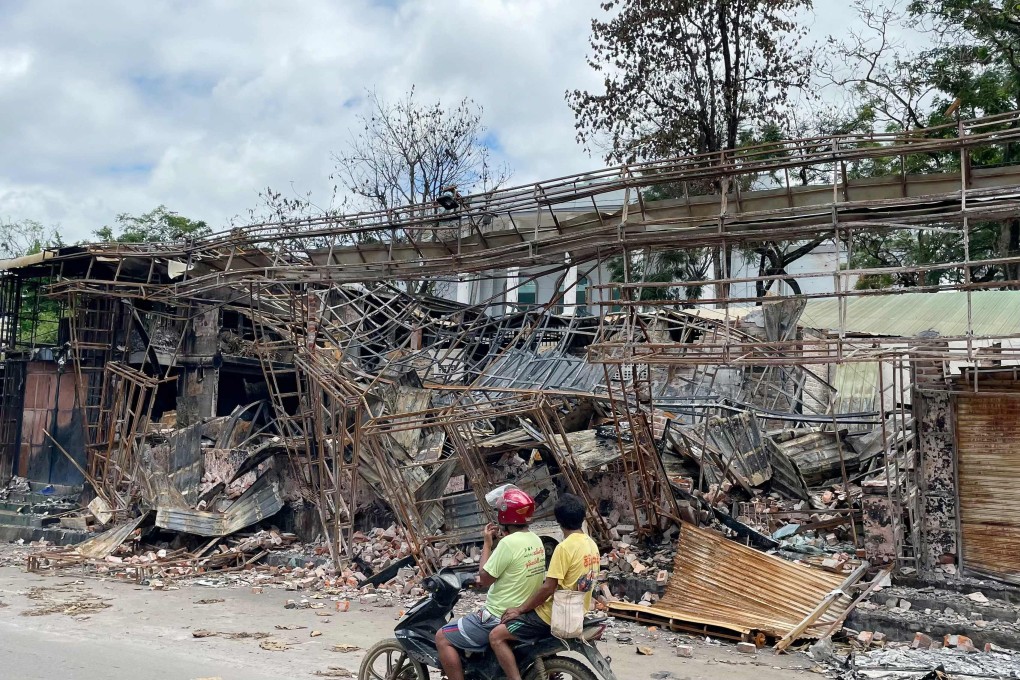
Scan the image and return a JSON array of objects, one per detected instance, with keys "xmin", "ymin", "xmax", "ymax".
[
  {"xmin": 177, "ymin": 305, "xmax": 220, "ymax": 427},
  {"xmin": 915, "ymin": 387, "xmax": 957, "ymax": 579},
  {"xmin": 17, "ymin": 360, "xmax": 86, "ymax": 486}
]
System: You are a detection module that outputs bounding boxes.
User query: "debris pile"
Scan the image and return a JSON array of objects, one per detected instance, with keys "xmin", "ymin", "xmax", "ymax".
[
  {"xmin": 5, "ymin": 112, "xmax": 1020, "ymax": 663},
  {"xmin": 828, "ymin": 644, "xmax": 1020, "ymax": 679},
  {"xmin": 26, "ymin": 521, "xmax": 302, "ymax": 584}
]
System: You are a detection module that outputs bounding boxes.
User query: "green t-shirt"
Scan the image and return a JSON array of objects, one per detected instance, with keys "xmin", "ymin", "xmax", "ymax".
[
  {"xmin": 482, "ymin": 530, "xmax": 546, "ymax": 617},
  {"xmin": 535, "ymin": 531, "xmax": 601, "ymax": 624}
]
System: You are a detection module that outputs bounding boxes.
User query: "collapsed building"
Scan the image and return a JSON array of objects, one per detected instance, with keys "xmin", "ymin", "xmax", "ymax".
[{"xmin": 3, "ymin": 111, "xmax": 1020, "ymax": 653}]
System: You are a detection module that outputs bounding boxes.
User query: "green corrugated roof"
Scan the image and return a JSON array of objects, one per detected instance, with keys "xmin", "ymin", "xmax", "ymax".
[{"xmin": 801, "ymin": 291, "xmax": 1020, "ymax": 337}]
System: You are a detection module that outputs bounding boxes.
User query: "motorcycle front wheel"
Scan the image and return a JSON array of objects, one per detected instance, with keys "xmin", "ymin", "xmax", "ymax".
[
  {"xmin": 358, "ymin": 638, "xmax": 428, "ymax": 680},
  {"xmin": 524, "ymin": 656, "xmax": 599, "ymax": 680}
]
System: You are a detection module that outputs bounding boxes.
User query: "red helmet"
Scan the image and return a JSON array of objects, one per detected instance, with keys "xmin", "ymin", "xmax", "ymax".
[{"xmin": 495, "ymin": 487, "xmax": 536, "ymax": 525}]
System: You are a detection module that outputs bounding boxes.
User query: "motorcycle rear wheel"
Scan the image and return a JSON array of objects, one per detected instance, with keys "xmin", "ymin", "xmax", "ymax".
[
  {"xmin": 524, "ymin": 656, "xmax": 599, "ymax": 680},
  {"xmin": 358, "ymin": 638, "xmax": 428, "ymax": 680}
]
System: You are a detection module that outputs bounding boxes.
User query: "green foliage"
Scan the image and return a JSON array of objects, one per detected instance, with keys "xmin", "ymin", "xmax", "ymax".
[
  {"xmin": 827, "ymin": 0, "xmax": 1020, "ymax": 289},
  {"xmin": 607, "ymin": 250, "xmax": 709, "ymax": 301},
  {"xmin": 851, "ymin": 223, "xmax": 1003, "ymax": 289},
  {"xmin": 0, "ymin": 219, "xmax": 63, "ymax": 259},
  {"xmin": 16, "ymin": 277, "xmax": 61, "ymax": 347},
  {"xmin": 908, "ymin": 0, "xmax": 1020, "ymax": 112},
  {"xmin": 0, "ymin": 218, "xmax": 64, "ymax": 346},
  {"xmin": 94, "ymin": 205, "xmax": 210, "ymax": 243},
  {"xmin": 569, "ymin": 0, "xmax": 815, "ymax": 162}
]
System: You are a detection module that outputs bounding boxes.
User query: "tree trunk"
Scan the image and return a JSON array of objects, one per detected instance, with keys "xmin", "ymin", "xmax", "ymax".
[
  {"xmin": 712, "ymin": 246, "xmax": 731, "ymax": 305},
  {"xmin": 999, "ymin": 219, "xmax": 1020, "ymax": 285}
]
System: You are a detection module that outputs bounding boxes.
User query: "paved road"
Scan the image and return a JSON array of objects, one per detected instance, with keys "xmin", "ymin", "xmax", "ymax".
[{"xmin": 0, "ymin": 563, "xmax": 813, "ymax": 680}]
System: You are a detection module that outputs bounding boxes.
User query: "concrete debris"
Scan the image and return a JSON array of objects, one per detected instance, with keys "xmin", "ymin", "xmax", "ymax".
[
  {"xmin": 258, "ymin": 640, "xmax": 289, "ymax": 651},
  {"xmin": 832, "ymin": 646, "xmax": 1020, "ymax": 679},
  {"xmin": 312, "ymin": 669, "xmax": 353, "ymax": 678},
  {"xmin": 809, "ymin": 636, "xmax": 835, "ymax": 662},
  {"xmin": 943, "ymin": 634, "xmax": 978, "ymax": 653}
]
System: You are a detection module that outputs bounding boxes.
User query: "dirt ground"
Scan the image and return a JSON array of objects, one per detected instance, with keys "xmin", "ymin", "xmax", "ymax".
[{"xmin": 0, "ymin": 560, "xmax": 819, "ymax": 680}]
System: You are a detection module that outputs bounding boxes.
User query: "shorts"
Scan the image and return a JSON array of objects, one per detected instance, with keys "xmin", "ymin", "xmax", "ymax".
[
  {"xmin": 440, "ymin": 609, "xmax": 500, "ymax": 653},
  {"xmin": 505, "ymin": 611, "xmax": 552, "ymax": 642}
]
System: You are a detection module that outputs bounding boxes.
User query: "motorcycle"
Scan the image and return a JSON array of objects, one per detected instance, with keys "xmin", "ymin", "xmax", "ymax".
[{"xmin": 358, "ymin": 568, "xmax": 618, "ymax": 680}]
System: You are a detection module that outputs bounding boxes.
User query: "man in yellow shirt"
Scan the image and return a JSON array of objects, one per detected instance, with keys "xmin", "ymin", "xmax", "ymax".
[{"xmin": 489, "ymin": 494, "xmax": 600, "ymax": 680}]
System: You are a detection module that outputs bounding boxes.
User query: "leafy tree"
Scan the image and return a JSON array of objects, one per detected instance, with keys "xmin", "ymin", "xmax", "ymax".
[
  {"xmin": 0, "ymin": 219, "xmax": 62, "ymax": 259},
  {"xmin": 0, "ymin": 219, "xmax": 64, "ymax": 346},
  {"xmin": 828, "ymin": 0, "xmax": 1020, "ymax": 288},
  {"xmin": 910, "ymin": 0, "xmax": 1020, "ymax": 280},
  {"xmin": 608, "ymin": 249, "xmax": 711, "ymax": 302},
  {"xmin": 569, "ymin": 0, "xmax": 816, "ymax": 301},
  {"xmin": 910, "ymin": 0, "xmax": 1020, "ymax": 118},
  {"xmin": 568, "ymin": 0, "xmax": 815, "ymax": 161},
  {"xmin": 94, "ymin": 205, "xmax": 210, "ymax": 243},
  {"xmin": 852, "ymin": 225, "xmax": 1002, "ymax": 289}
]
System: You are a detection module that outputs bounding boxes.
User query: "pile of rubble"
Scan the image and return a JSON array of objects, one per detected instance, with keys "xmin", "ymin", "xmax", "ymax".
[{"xmin": 822, "ymin": 643, "xmax": 1020, "ymax": 679}]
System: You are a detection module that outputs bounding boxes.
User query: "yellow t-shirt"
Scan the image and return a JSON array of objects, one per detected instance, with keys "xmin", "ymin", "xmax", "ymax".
[{"xmin": 535, "ymin": 531, "xmax": 601, "ymax": 624}]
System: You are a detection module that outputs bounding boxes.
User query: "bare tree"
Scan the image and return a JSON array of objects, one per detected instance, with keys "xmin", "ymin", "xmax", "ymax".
[
  {"xmin": 333, "ymin": 88, "xmax": 511, "ymax": 215},
  {"xmin": 820, "ymin": 0, "xmax": 936, "ymax": 132},
  {"xmin": 244, "ymin": 89, "xmax": 512, "ymax": 286}
]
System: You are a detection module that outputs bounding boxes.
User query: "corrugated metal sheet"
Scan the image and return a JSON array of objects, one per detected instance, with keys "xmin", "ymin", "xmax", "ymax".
[
  {"xmin": 155, "ymin": 472, "xmax": 283, "ymax": 537},
  {"xmin": 772, "ymin": 429, "xmax": 858, "ymax": 488},
  {"xmin": 523, "ymin": 421, "xmax": 622, "ymax": 471},
  {"xmin": 957, "ymin": 393, "xmax": 1020, "ymax": 582},
  {"xmin": 477, "ymin": 428, "xmax": 541, "ymax": 451},
  {"xmin": 702, "ymin": 412, "xmax": 772, "ymax": 487},
  {"xmin": 75, "ymin": 514, "xmax": 147, "ymax": 559},
  {"xmin": 442, "ymin": 464, "xmax": 559, "ymax": 540},
  {"xmin": 831, "ymin": 363, "xmax": 879, "ymax": 433},
  {"xmin": 801, "ymin": 291, "xmax": 1020, "ymax": 338},
  {"xmin": 0, "ymin": 249, "xmax": 55, "ymax": 272},
  {"xmin": 557, "ymin": 429, "xmax": 622, "ymax": 470},
  {"xmin": 610, "ymin": 523, "xmax": 854, "ymax": 639},
  {"xmin": 669, "ymin": 413, "xmax": 774, "ymax": 489},
  {"xmin": 167, "ymin": 422, "xmax": 203, "ymax": 504},
  {"xmin": 477, "ymin": 349, "xmax": 601, "ymax": 393},
  {"xmin": 768, "ymin": 441, "xmax": 810, "ymax": 501}
]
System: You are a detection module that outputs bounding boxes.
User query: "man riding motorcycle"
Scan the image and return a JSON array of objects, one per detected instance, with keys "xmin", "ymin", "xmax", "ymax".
[
  {"xmin": 489, "ymin": 493, "xmax": 601, "ymax": 680},
  {"xmin": 434, "ymin": 486, "xmax": 545, "ymax": 680}
]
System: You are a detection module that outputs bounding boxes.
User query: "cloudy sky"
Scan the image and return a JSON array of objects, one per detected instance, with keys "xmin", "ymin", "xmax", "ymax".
[{"xmin": 0, "ymin": 0, "xmax": 905, "ymax": 243}]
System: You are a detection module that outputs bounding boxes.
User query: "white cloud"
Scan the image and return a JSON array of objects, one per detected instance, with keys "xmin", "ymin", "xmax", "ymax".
[
  {"xmin": 0, "ymin": 49, "xmax": 32, "ymax": 82},
  {"xmin": 0, "ymin": 0, "xmax": 888, "ymax": 243}
]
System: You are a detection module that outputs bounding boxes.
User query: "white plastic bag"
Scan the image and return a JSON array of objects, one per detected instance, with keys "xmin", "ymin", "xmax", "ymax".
[{"xmin": 550, "ymin": 589, "xmax": 585, "ymax": 639}]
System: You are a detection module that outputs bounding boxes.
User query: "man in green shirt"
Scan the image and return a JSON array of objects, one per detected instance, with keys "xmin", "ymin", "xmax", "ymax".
[
  {"xmin": 435, "ymin": 486, "xmax": 545, "ymax": 680},
  {"xmin": 489, "ymin": 493, "xmax": 601, "ymax": 680}
]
